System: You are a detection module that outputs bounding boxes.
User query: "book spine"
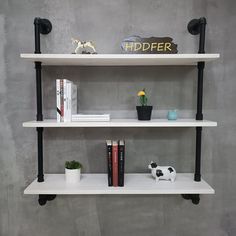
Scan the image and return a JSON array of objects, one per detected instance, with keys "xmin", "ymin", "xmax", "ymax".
[
  {"xmin": 67, "ymin": 82, "xmax": 72, "ymax": 122},
  {"xmin": 63, "ymin": 80, "xmax": 70, "ymax": 122},
  {"xmin": 112, "ymin": 141, "xmax": 118, "ymax": 187},
  {"xmin": 56, "ymin": 80, "xmax": 61, "ymax": 122},
  {"xmin": 71, "ymin": 83, "xmax": 77, "ymax": 115},
  {"xmin": 118, "ymin": 140, "xmax": 125, "ymax": 187},
  {"xmin": 106, "ymin": 141, "xmax": 112, "ymax": 186},
  {"xmin": 63, "ymin": 79, "xmax": 68, "ymax": 122},
  {"xmin": 60, "ymin": 79, "xmax": 64, "ymax": 122}
]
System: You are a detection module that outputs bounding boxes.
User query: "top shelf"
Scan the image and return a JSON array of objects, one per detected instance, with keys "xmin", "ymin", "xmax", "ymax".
[{"xmin": 20, "ymin": 53, "xmax": 220, "ymax": 66}]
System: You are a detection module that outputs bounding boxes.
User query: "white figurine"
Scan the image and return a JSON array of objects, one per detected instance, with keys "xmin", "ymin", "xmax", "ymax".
[
  {"xmin": 148, "ymin": 161, "xmax": 176, "ymax": 182},
  {"xmin": 72, "ymin": 38, "xmax": 97, "ymax": 54}
]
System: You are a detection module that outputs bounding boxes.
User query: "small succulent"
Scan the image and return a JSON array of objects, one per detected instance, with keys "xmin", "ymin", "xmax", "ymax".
[
  {"xmin": 65, "ymin": 160, "xmax": 82, "ymax": 169},
  {"xmin": 137, "ymin": 88, "xmax": 148, "ymax": 106}
]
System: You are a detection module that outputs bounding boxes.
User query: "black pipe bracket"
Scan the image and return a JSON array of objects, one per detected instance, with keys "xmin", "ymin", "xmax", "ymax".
[
  {"xmin": 38, "ymin": 195, "xmax": 57, "ymax": 206},
  {"xmin": 181, "ymin": 194, "xmax": 200, "ymax": 205}
]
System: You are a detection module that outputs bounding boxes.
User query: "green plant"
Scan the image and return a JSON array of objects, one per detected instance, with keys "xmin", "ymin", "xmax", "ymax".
[
  {"xmin": 65, "ymin": 160, "xmax": 82, "ymax": 169},
  {"xmin": 137, "ymin": 88, "xmax": 148, "ymax": 106}
]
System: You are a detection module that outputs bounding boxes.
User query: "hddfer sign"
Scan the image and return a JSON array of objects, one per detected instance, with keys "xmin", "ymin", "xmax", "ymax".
[{"xmin": 121, "ymin": 36, "xmax": 178, "ymax": 54}]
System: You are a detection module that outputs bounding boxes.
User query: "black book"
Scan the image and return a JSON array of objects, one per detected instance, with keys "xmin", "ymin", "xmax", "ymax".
[
  {"xmin": 106, "ymin": 140, "xmax": 113, "ymax": 186},
  {"xmin": 118, "ymin": 140, "xmax": 125, "ymax": 187}
]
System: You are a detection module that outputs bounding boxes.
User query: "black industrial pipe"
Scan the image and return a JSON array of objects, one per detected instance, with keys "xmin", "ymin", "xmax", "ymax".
[
  {"xmin": 188, "ymin": 17, "xmax": 207, "ymax": 182},
  {"xmin": 37, "ymin": 127, "xmax": 44, "ymax": 182},
  {"xmin": 34, "ymin": 17, "xmax": 52, "ymax": 182}
]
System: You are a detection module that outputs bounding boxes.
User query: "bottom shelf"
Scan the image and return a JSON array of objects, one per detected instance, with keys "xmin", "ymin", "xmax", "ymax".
[{"xmin": 24, "ymin": 173, "xmax": 214, "ymax": 195}]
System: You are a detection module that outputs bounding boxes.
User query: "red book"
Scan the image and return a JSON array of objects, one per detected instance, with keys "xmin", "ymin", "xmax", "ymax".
[{"xmin": 112, "ymin": 141, "xmax": 118, "ymax": 187}]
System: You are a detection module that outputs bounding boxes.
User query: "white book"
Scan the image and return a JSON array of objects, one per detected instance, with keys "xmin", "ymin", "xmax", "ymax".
[
  {"xmin": 56, "ymin": 79, "xmax": 77, "ymax": 122},
  {"xmin": 72, "ymin": 118, "xmax": 110, "ymax": 122},
  {"xmin": 72, "ymin": 114, "xmax": 110, "ymax": 122},
  {"xmin": 72, "ymin": 114, "xmax": 110, "ymax": 118},
  {"xmin": 67, "ymin": 82, "xmax": 72, "ymax": 122},
  {"xmin": 60, "ymin": 79, "xmax": 64, "ymax": 122},
  {"xmin": 64, "ymin": 80, "xmax": 70, "ymax": 122},
  {"xmin": 71, "ymin": 83, "xmax": 77, "ymax": 116},
  {"xmin": 65, "ymin": 81, "xmax": 77, "ymax": 122},
  {"xmin": 63, "ymin": 79, "xmax": 67, "ymax": 122}
]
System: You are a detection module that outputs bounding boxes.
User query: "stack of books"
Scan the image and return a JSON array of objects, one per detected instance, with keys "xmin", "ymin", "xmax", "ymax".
[
  {"xmin": 56, "ymin": 79, "xmax": 77, "ymax": 122},
  {"xmin": 106, "ymin": 140, "xmax": 125, "ymax": 187},
  {"xmin": 56, "ymin": 79, "xmax": 111, "ymax": 123},
  {"xmin": 72, "ymin": 114, "xmax": 110, "ymax": 122}
]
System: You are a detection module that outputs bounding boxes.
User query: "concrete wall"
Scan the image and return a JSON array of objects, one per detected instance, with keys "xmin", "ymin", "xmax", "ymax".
[{"xmin": 0, "ymin": 0, "xmax": 235, "ymax": 235}]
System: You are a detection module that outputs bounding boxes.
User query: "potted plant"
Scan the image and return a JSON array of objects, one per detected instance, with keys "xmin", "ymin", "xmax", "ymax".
[
  {"xmin": 136, "ymin": 89, "xmax": 153, "ymax": 120},
  {"xmin": 65, "ymin": 160, "xmax": 82, "ymax": 183}
]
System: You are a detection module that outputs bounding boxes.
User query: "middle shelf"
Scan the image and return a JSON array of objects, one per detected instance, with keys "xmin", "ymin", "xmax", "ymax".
[
  {"xmin": 23, "ymin": 119, "xmax": 217, "ymax": 128},
  {"xmin": 24, "ymin": 173, "xmax": 214, "ymax": 195}
]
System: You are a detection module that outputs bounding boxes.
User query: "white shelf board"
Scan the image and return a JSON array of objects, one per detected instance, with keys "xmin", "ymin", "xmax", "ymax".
[
  {"xmin": 24, "ymin": 173, "xmax": 214, "ymax": 195},
  {"xmin": 20, "ymin": 53, "xmax": 220, "ymax": 66},
  {"xmin": 23, "ymin": 119, "xmax": 217, "ymax": 128}
]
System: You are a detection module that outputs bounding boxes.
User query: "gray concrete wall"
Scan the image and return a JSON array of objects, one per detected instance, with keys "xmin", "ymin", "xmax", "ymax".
[{"xmin": 0, "ymin": 0, "xmax": 235, "ymax": 235}]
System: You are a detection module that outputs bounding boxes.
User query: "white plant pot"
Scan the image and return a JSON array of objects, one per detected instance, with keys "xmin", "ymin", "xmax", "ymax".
[{"xmin": 65, "ymin": 168, "xmax": 81, "ymax": 183}]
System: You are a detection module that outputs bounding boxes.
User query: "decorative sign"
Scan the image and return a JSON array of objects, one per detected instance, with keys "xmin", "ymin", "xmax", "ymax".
[{"xmin": 121, "ymin": 36, "xmax": 178, "ymax": 54}]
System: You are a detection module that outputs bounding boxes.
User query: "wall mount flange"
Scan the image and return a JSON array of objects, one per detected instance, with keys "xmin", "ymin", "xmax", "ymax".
[
  {"xmin": 188, "ymin": 17, "xmax": 206, "ymax": 35},
  {"xmin": 181, "ymin": 194, "xmax": 200, "ymax": 205},
  {"xmin": 34, "ymin": 18, "xmax": 52, "ymax": 35},
  {"xmin": 34, "ymin": 17, "xmax": 52, "ymax": 54},
  {"xmin": 38, "ymin": 194, "xmax": 56, "ymax": 206}
]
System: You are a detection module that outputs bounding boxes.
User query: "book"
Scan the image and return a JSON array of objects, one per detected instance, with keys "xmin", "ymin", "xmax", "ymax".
[
  {"xmin": 112, "ymin": 141, "xmax": 118, "ymax": 187},
  {"xmin": 56, "ymin": 79, "xmax": 77, "ymax": 122},
  {"xmin": 118, "ymin": 140, "xmax": 125, "ymax": 187},
  {"xmin": 64, "ymin": 80, "xmax": 77, "ymax": 122},
  {"xmin": 64, "ymin": 80, "xmax": 71, "ymax": 122},
  {"xmin": 72, "ymin": 114, "xmax": 110, "ymax": 122},
  {"xmin": 63, "ymin": 79, "xmax": 68, "ymax": 122},
  {"xmin": 106, "ymin": 140, "xmax": 113, "ymax": 186},
  {"xmin": 56, "ymin": 80, "xmax": 61, "ymax": 122},
  {"xmin": 71, "ymin": 83, "xmax": 77, "ymax": 119},
  {"xmin": 60, "ymin": 79, "xmax": 64, "ymax": 121}
]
